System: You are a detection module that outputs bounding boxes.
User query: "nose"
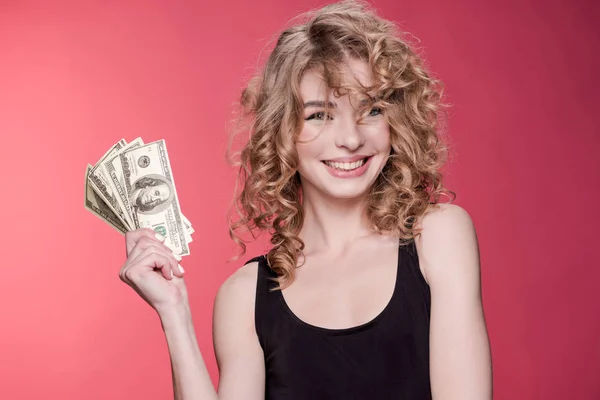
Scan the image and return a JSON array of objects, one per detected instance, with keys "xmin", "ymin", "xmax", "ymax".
[{"xmin": 334, "ymin": 117, "xmax": 365, "ymax": 151}]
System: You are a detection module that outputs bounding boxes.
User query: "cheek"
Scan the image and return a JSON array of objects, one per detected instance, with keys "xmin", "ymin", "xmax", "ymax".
[
  {"xmin": 296, "ymin": 145, "xmax": 319, "ymax": 172},
  {"xmin": 366, "ymin": 123, "xmax": 391, "ymax": 151},
  {"xmin": 296, "ymin": 127, "xmax": 326, "ymax": 162}
]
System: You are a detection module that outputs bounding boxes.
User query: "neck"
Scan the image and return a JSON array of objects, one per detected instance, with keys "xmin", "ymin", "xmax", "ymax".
[{"xmin": 299, "ymin": 188, "xmax": 372, "ymax": 254}]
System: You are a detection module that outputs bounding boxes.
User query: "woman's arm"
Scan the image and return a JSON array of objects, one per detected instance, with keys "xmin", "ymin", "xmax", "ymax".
[
  {"xmin": 213, "ymin": 261, "xmax": 265, "ymax": 399},
  {"xmin": 159, "ymin": 261, "xmax": 265, "ymax": 400},
  {"xmin": 416, "ymin": 203, "xmax": 493, "ymax": 400},
  {"xmin": 160, "ymin": 304, "xmax": 219, "ymax": 400}
]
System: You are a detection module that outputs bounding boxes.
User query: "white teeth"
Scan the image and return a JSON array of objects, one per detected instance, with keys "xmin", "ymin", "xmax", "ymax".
[{"xmin": 324, "ymin": 158, "xmax": 366, "ymax": 170}]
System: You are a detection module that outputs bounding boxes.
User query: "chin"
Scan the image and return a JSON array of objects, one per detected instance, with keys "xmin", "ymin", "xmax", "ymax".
[
  {"xmin": 322, "ymin": 182, "xmax": 373, "ymax": 200},
  {"xmin": 304, "ymin": 169, "xmax": 381, "ymax": 202}
]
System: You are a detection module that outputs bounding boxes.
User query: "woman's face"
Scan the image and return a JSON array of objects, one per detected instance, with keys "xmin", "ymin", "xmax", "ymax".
[{"xmin": 295, "ymin": 58, "xmax": 391, "ymax": 201}]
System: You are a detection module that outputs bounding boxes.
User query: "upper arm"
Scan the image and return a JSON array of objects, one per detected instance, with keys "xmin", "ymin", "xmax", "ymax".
[
  {"xmin": 212, "ymin": 261, "xmax": 265, "ymax": 400},
  {"xmin": 415, "ymin": 204, "xmax": 493, "ymax": 400}
]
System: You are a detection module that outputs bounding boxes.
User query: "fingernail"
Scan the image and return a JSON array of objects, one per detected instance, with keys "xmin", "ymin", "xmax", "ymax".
[
  {"xmin": 170, "ymin": 269, "xmax": 174, "ymax": 279},
  {"xmin": 155, "ymin": 233, "xmax": 166, "ymax": 242},
  {"xmin": 172, "ymin": 251, "xmax": 182, "ymax": 261},
  {"xmin": 178, "ymin": 264, "xmax": 185, "ymax": 274}
]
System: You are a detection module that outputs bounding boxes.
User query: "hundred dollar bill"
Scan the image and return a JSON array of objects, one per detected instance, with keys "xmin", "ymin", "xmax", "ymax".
[
  {"xmin": 84, "ymin": 164, "xmax": 127, "ymax": 234},
  {"xmin": 118, "ymin": 140, "xmax": 190, "ymax": 256},
  {"xmin": 102, "ymin": 137, "xmax": 144, "ymax": 229},
  {"xmin": 88, "ymin": 139, "xmax": 132, "ymax": 230},
  {"xmin": 183, "ymin": 219, "xmax": 193, "ymax": 244},
  {"xmin": 182, "ymin": 214, "xmax": 194, "ymax": 235}
]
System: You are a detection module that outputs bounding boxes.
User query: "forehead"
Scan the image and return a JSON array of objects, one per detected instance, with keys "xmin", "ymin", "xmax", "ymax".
[
  {"xmin": 299, "ymin": 58, "xmax": 373, "ymax": 100},
  {"xmin": 147, "ymin": 181, "xmax": 167, "ymax": 190}
]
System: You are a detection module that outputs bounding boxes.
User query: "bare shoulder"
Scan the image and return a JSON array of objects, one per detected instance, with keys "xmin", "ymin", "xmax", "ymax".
[
  {"xmin": 415, "ymin": 204, "xmax": 492, "ymax": 397},
  {"xmin": 416, "ymin": 203, "xmax": 476, "ymax": 236},
  {"xmin": 213, "ymin": 260, "xmax": 261, "ymax": 363},
  {"xmin": 213, "ymin": 260, "xmax": 266, "ymax": 398},
  {"xmin": 413, "ymin": 203, "xmax": 480, "ymax": 286},
  {"xmin": 214, "ymin": 260, "xmax": 260, "ymax": 315},
  {"xmin": 218, "ymin": 260, "xmax": 260, "ymax": 295}
]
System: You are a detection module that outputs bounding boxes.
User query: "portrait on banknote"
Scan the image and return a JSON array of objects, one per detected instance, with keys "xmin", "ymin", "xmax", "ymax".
[{"xmin": 129, "ymin": 175, "xmax": 174, "ymax": 214}]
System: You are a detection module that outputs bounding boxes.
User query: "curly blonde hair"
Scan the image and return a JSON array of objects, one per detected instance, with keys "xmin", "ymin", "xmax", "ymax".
[{"xmin": 228, "ymin": 0, "xmax": 455, "ymax": 289}]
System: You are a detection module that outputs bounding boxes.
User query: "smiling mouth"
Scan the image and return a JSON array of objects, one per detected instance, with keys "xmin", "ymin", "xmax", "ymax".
[{"xmin": 322, "ymin": 157, "xmax": 369, "ymax": 171}]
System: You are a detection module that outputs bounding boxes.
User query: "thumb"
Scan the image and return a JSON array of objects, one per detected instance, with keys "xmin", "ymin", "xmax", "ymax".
[{"xmin": 125, "ymin": 228, "xmax": 165, "ymax": 256}]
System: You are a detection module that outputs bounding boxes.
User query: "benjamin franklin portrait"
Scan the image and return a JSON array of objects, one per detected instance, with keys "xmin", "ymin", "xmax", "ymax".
[{"xmin": 129, "ymin": 175, "xmax": 174, "ymax": 215}]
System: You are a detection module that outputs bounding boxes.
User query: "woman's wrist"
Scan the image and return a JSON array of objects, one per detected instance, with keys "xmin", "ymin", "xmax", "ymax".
[{"xmin": 157, "ymin": 301, "xmax": 193, "ymax": 332}]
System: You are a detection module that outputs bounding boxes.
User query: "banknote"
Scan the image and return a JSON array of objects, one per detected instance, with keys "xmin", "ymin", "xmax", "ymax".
[
  {"xmin": 181, "ymin": 214, "xmax": 193, "ymax": 243},
  {"xmin": 84, "ymin": 164, "xmax": 127, "ymax": 234},
  {"xmin": 85, "ymin": 138, "xmax": 193, "ymax": 252},
  {"xmin": 102, "ymin": 137, "xmax": 144, "ymax": 229},
  {"xmin": 182, "ymin": 214, "xmax": 194, "ymax": 234},
  {"xmin": 88, "ymin": 139, "xmax": 132, "ymax": 230},
  {"xmin": 118, "ymin": 140, "xmax": 190, "ymax": 256}
]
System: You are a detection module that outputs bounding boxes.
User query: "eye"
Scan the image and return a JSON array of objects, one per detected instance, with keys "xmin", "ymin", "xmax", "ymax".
[
  {"xmin": 368, "ymin": 107, "xmax": 383, "ymax": 117},
  {"xmin": 155, "ymin": 190, "xmax": 160, "ymax": 196},
  {"xmin": 305, "ymin": 111, "xmax": 332, "ymax": 121}
]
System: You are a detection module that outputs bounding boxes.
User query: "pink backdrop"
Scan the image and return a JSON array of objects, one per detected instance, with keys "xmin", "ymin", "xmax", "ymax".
[{"xmin": 1, "ymin": 0, "xmax": 598, "ymax": 399}]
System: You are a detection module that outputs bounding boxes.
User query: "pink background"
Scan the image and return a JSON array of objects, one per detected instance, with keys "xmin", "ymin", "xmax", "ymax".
[{"xmin": 1, "ymin": 0, "xmax": 598, "ymax": 398}]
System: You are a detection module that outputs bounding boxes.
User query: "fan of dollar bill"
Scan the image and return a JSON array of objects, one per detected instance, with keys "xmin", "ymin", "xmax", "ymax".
[{"xmin": 84, "ymin": 138, "xmax": 193, "ymax": 256}]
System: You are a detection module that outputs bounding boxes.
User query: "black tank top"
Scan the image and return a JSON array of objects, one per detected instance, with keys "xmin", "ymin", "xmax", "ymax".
[{"xmin": 249, "ymin": 239, "xmax": 432, "ymax": 399}]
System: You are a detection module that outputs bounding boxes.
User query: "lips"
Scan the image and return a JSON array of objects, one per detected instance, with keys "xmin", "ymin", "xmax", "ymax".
[
  {"xmin": 322, "ymin": 156, "xmax": 370, "ymax": 171},
  {"xmin": 321, "ymin": 156, "xmax": 372, "ymax": 178},
  {"xmin": 323, "ymin": 158, "xmax": 367, "ymax": 171}
]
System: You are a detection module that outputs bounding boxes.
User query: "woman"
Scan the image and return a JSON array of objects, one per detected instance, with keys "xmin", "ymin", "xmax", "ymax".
[{"xmin": 119, "ymin": 1, "xmax": 493, "ymax": 398}]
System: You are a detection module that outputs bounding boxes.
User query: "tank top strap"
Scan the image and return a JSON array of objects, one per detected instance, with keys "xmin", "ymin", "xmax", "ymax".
[
  {"xmin": 247, "ymin": 255, "xmax": 279, "ymax": 350},
  {"xmin": 397, "ymin": 238, "xmax": 431, "ymax": 315}
]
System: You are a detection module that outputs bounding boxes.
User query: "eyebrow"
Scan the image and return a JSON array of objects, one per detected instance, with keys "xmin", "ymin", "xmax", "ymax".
[
  {"xmin": 303, "ymin": 98, "xmax": 376, "ymax": 109},
  {"xmin": 304, "ymin": 100, "xmax": 336, "ymax": 108}
]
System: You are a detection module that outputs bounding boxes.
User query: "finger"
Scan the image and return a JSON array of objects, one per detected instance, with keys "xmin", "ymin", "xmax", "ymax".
[
  {"xmin": 170, "ymin": 252, "xmax": 184, "ymax": 278},
  {"xmin": 129, "ymin": 236, "xmax": 184, "ymax": 277},
  {"xmin": 125, "ymin": 228, "xmax": 166, "ymax": 256},
  {"xmin": 127, "ymin": 235, "xmax": 172, "ymax": 262},
  {"xmin": 174, "ymin": 262, "xmax": 185, "ymax": 278},
  {"xmin": 129, "ymin": 237, "xmax": 184, "ymax": 278},
  {"xmin": 128, "ymin": 243, "xmax": 179, "ymax": 277},
  {"xmin": 121, "ymin": 250, "xmax": 174, "ymax": 283}
]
